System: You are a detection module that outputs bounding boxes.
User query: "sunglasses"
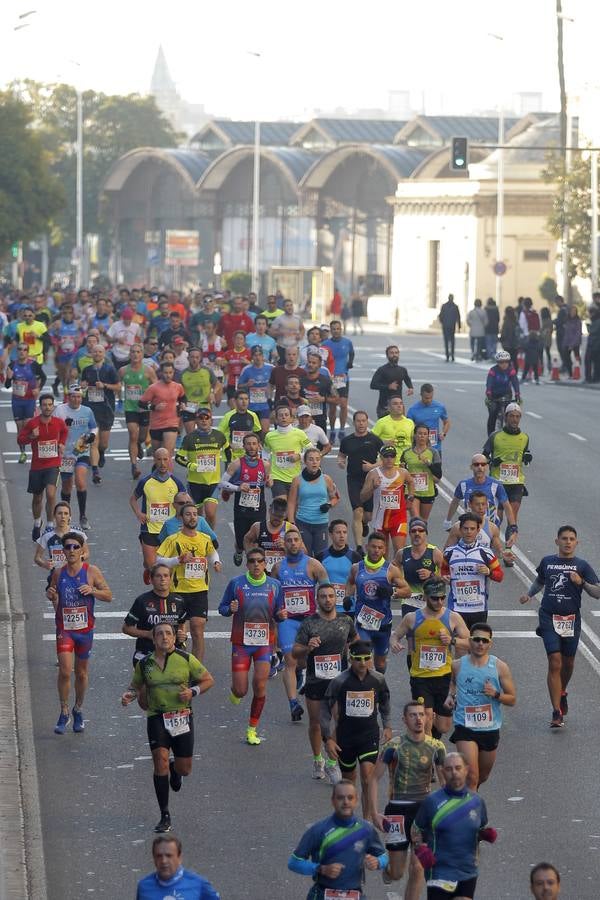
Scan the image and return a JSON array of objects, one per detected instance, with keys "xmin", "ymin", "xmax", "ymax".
[
  {"xmin": 410, "ymin": 527, "xmax": 426, "ymax": 533},
  {"xmin": 198, "ymin": 414, "xmax": 211, "ymax": 419},
  {"xmin": 350, "ymin": 654, "xmax": 373, "ymax": 661},
  {"xmin": 64, "ymin": 543, "xmax": 82, "ymax": 550},
  {"xmin": 247, "ymin": 557, "xmax": 265, "ymax": 564},
  {"xmin": 470, "ymin": 636, "xmax": 491, "ymax": 644}
]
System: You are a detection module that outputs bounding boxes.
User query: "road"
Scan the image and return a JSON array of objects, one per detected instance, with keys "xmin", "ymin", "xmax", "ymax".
[{"xmin": 2, "ymin": 330, "xmax": 600, "ymax": 899}]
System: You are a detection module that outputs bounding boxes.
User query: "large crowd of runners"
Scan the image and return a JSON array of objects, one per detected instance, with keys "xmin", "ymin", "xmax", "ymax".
[{"xmin": 1, "ymin": 283, "xmax": 586, "ymax": 899}]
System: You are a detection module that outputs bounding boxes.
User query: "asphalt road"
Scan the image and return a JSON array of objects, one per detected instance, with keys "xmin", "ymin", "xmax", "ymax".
[{"xmin": 3, "ymin": 330, "xmax": 600, "ymax": 900}]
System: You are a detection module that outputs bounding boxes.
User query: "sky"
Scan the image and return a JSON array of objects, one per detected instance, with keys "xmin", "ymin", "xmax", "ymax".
[{"xmin": 1, "ymin": 0, "xmax": 598, "ymax": 121}]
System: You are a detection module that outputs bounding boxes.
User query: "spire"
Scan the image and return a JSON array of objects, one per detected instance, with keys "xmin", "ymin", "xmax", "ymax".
[{"xmin": 150, "ymin": 45, "xmax": 177, "ymax": 97}]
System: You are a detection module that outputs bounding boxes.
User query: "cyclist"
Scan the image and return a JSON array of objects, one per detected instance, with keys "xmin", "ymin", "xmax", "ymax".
[{"xmin": 485, "ymin": 350, "xmax": 520, "ymax": 436}]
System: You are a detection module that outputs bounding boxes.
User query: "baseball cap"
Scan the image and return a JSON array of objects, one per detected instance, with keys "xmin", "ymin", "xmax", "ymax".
[
  {"xmin": 196, "ymin": 407, "xmax": 212, "ymax": 416},
  {"xmin": 67, "ymin": 382, "xmax": 83, "ymax": 395},
  {"xmin": 380, "ymin": 445, "xmax": 397, "ymax": 457},
  {"xmin": 172, "ymin": 336, "xmax": 185, "ymax": 345},
  {"xmin": 306, "ymin": 347, "xmax": 322, "ymax": 358},
  {"xmin": 121, "ymin": 307, "xmax": 133, "ymax": 319},
  {"xmin": 319, "ymin": 323, "xmax": 330, "ymax": 330},
  {"xmin": 296, "ymin": 405, "xmax": 312, "ymax": 417},
  {"xmin": 424, "ymin": 578, "xmax": 447, "ymax": 598},
  {"xmin": 39, "ymin": 390, "xmax": 54, "ymax": 402},
  {"xmin": 505, "ymin": 402, "xmax": 521, "ymax": 414}
]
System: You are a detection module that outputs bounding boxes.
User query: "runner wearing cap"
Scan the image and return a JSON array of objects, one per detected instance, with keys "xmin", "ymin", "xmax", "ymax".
[
  {"xmin": 296, "ymin": 405, "xmax": 331, "ymax": 454},
  {"xmin": 483, "ymin": 402, "xmax": 532, "ymax": 533},
  {"xmin": 360, "ymin": 445, "xmax": 416, "ymax": 556},
  {"xmin": 175, "ymin": 408, "xmax": 228, "ymax": 531},
  {"xmin": 54, "ymin": 384, "xmax": 98, "ymax": 530}
]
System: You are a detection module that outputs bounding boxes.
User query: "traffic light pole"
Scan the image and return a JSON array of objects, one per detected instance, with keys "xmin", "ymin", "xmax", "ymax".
[{"xmin": 495, "ymin": 109, "xmax": 505, "ymax": 306}]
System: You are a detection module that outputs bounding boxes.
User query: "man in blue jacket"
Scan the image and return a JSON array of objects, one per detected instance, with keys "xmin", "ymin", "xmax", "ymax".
[{"xmin": 136, "ymin": 835, "xmax": 220, "ymax": 898}]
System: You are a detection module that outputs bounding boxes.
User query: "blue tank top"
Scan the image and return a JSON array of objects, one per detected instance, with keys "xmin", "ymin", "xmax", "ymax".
[
  {"xmin": 355, "ymin": 559, "xmax": 393, "ymax": 627},
  {"xmin": 277, "ymin": 553, "xmax": 316, "ymax": 619},
  {"xmin": 55, "ymin": 563, "xmax": 95, "ymax": 633},
  {"xmin": 454, "ymin": 654, "xmax": 502, "ymax": 730},
  {"xmin": 319, "ymin": 547, "xmax": 357, "ymax": 612},
  {"xmin": 297, "ymin": 473, "xmax": 328, "ymax": 525}
]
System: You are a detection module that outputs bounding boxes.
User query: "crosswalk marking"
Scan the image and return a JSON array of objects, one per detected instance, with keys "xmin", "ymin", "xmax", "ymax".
[
  {"xmin": 42, "ymin": 608, "xmax": 540, "ymax": 619},
  {"xmin": 43, "ymin": 628, "xmax": 536, "ymax": 642}
]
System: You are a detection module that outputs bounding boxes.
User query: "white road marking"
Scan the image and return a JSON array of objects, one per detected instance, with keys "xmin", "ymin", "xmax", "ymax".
[
  {"xmin": 43, "ymin": 631, "xmax": 231, "ymax": 641},
  {"xmin": 568, "ymin": 432, "xmax": 587, "ymax": 441},
  {"xmin": 454, "ymin": 388, "xmax": 467, "ymax": 393},
  {"xmin": 42, "ymin": 608, "xmax": 537, "ymax": 620},
  {"xmin": 525, "ymin": 411, "xmax": 542, "ymax": 419}
]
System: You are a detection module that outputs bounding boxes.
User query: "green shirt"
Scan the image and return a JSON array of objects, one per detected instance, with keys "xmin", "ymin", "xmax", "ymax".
[
  {"xmin": 175, "ymin": 427, "xmax": 229, "ymax": 485},
  {"xmin": 132, "ymin": 648, "xmax": 207, "ymax": 716},
  {"xmin": 179, "ymin": 366, "xmax": 216, "ymax": 409},
  {"xmin": 263, "ymin": 427, "xmax": 312, "ymax": 483},
  {"xmin": 121, "ymin": 364, "xmax": 153, "ymax": 413},
  {"xmin": 487, "ymin": 429, "xmax": 529, "ymax": 485}
]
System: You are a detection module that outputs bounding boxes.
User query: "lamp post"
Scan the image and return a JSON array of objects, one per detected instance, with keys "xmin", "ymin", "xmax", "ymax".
[
  {"xmin": 557, "ymin": 11, "xmax": 574, "ymax": 301},
  {"xmin": 248, "ymin": 51, "xmax": 262, "ymax": 297},
  {"xmin": 591, "ymin": 150, "xmax": 598, "ymax": 292},
  {"xmin": 76, "ymin": 86, "xmax": 83, "ymax": 290},
  {"xmin": 489, "ymin": 33, "xmax": 505, "ymax": 306}
]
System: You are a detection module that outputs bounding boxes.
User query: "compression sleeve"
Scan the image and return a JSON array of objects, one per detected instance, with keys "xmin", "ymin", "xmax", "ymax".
[
  {"xmin": 218, "ymin": 479, "xmax": 240, "ymax": 492},
  {"xmin": 156, "ymin": 556, "xmax": 179, "ymax": 569},
  {"xmin": 528, "ymin": 578, "xmax": 544, "ymax": 597},
  {"xmin": 287, "ymin": 855, "xmax": 319, "ymax": 877}
]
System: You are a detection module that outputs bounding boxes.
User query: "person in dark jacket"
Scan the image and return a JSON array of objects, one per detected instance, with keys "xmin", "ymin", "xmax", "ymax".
[
  {"xmin": 484, "ymin": 297, "xmax": 500, "ymax": 360},
  {"xmin": 553, "ymin": 295, "xmax": 568, "ymax": 372},
  {"xmin": 438, "ymin": 294, "xmax": 461, "ymax": 362},
  {"xmin": 500, "ymin": 306, "xmax": 519, "ymax": 369},
  {"xmin": 369, "ymin": 346, "xmax": 413, "ymax": 418}
]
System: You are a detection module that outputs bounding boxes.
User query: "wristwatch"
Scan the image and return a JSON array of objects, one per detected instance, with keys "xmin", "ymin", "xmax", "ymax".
[{"xmin": 494, "ymin": 690, "xmax": 501, "ymax": 701}]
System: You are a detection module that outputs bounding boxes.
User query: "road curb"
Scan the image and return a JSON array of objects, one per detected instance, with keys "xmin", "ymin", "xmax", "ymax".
[{"xmin": 0, "ymin": 452, "xmax": 47, "ymax": 900}]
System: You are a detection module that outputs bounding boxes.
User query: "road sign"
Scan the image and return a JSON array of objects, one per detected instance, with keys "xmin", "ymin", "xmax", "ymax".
[
  {"xmin": 144, "ymin": 230, "xmax": 161, "ymax": 244},
  {"xmin": 165, "ymin": 230, "xmax": 199, "ymax": 267},
  {"xmin": 147, "ymin": 248, "xmax": 160, "ymax": 265},
  {"xmin": 493, "ymin": 261, "xmax": 507, "ymax": 276}
]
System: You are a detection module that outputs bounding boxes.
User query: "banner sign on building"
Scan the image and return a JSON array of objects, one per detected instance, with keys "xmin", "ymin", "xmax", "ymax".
[{"xmin": 165, "ymin": 230, "xmax": 200, "ymax": 266}]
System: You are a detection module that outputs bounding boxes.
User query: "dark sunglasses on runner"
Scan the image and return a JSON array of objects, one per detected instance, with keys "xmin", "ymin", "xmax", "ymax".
[{"xmin": 470, "ymin": 636, "xmax": 491, "ymax": 644}]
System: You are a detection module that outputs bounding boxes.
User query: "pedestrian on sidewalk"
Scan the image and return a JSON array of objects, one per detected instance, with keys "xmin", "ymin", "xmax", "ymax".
[{"xmin": 438, "ymin": 293, "xmax": 461, "ymax": 362}]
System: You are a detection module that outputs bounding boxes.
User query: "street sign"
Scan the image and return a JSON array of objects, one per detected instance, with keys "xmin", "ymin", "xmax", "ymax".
[
  {"xmin": 165, "ymin": 230, "xmax": 199, "ymax": 267},
  {"xmin": 147, "ymin": 248, "xmax": 160, "ymax": 265},
  {"xmin": 144, "ymin": 230, "xmax": 161, "ymax": 244},
  {"xmin": 493, "ymin": 261, "xmax": 507, "ymax": 276}
]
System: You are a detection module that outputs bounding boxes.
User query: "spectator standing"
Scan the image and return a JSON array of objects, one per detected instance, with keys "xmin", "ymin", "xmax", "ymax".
[
  {"xmin": 540, "ymin": 307, "xmax": 553, "ymax": 373},
  {"xmin": 438, "ymin": 293, "xmax": 461, "ymax": 362},
  {"xmin": 500, "ymin": 306, "xmax": 519, "ymax": 369},
  {"xmin": 350, "ymin": 293, "xmax": 365, "ymax": 334},
  {"xmin": 467, "ymin": 299, "xmax": 487, "ymax": 361},
  {"xmin": 563, "ymin": 305, "xmax": 582, "ymax": 378},
  {"xmin": 484, "ymin": 297, "xmax": 499, "ymax": 359}
]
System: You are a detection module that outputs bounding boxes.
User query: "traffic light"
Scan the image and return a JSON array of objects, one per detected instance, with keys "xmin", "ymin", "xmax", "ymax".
[
  {"xmin": 450, "ymin": 137, "xmax": 468, "ymax": 171},
  {"xmin": 11, "ymin": 242, "xmax": 19, "ymax": 260}
]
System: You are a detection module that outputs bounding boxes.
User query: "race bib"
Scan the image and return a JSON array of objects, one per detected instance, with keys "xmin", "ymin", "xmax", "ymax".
[
  {"xmin": 324, "ymin": 892, "xmax": 360, "ymax": 900},
  {"xmin": 314, "ymin": 654, "xmax": 341, "ymax": 679},
  {"xmin": 357, "ymin": 605, "xmax": 385, "ymax": 631},
  {"xmin": 428, "ymin": 428, "xmax": 438, "ymax": 446},
  {"xmin": 196, "ymin": 454, "xmax": 217, "ymax": 472},
  {"xmin": 333, "ymin": 374, "xmax": 347, "ymax": 389},
  {"xmin": 184, "ymin": 557, "xmax": 207, "ymax": 581},
  {"xmin": 238, "ymin": 488, "xmax": 260, "ymax": 509},
  {"xmin": 275, "ymin": 451, "xmax": 296, "ymax": 469},
  {"xmin": 231, "ymin": 430, "xmax": 247, "ymax": 449},
  {"xmin": 243, "ymin": 622, "xmax": 269, "ymax": 646},
  {"xmin": 552, "ymin": 614, "xmax": 575, "ymax": 637},
  {"xmin": 60, "ymin": 456, "xmax": 75, "ymax": 474},
  {"xmin": 125, "ymin": 384, "xmax": 143, "ymax": 402},
  {"xmin": 408, "ymin": 591, "xmax": 425, "ymax": 609},
  {"xmin": 38, "ymin": 440, "xmax": 58, "ymax": 459},
  {"xmin": 427, "ymin": 881, "xmax": 458, "ymax": 893},
  {"xmin": 419, "ymin": 644, "xmax": 446, "ymax": 670},
  {"xmin": 149, "ymin": 502, "xmax": 170, "ymax": 522},
  {"xmin": 412, "ymin": 472, "xmax": 428, "ymax": 492},
  {"xmin": 345, "ymin": 690, "xmax": 374, "ymax": 717},
  {"xmin": 499, "ymin": 462, "xmax": 519, "ymax": 483},
  {"xmin": 60, "ymin": 337, "xmax": 75, "ymax": 352},
  {"xmin": 62, "ymin": 606, "xmax": 88, "ymax": 631},
  {"xmin": 87, "ymin": 386, "xmax": 104, "ymax": 403},
  {"xmin": 454, "ymin": 579, "xmax": 485, "ymax": 611},
  {"xmin": 380, "ymin": 488, "xmax": 401, "ymax": 509},
  {"xmin": 333, "ymin": 584, "xmax": 346, "ymax": 604},
  {"xmin": 464, "ymin": 704, "xmax": 494, "ymax": 729},
  {"xmin": 249, "ymin": 387, "xmax": 267, "ymax": 405},
  {"xmin": 308, "ymin": 400, "xmax": 322, "ymax": 417},
  {"xmin": 265, "ymin": 550, "xmax": 284, "ymax": 572},
  {"xmin": 284, "ymin": 589, "xmax": 310, "ymax": 615},
  {"xmin": 163, "ymin": 709, "xmax": 190, "ymax": 736},
  {"xmin": 383, "ymin": 815, "xmax": 406, "ymax": 844},
  {"xmin": 51, "ymin": 547, "xmax": 66, "ymax": 568},
  {"xmin": 13, "ymin": 380, "xmax": 27, "ymax": 397}
]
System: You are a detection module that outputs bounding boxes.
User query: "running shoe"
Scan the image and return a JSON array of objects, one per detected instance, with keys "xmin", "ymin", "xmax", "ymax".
[
  {"xmin": 18, "ymin": 451, "xmax": 26, "ymax": 464},
  {"xmin": 295, "ymin": 668, "xmax": 305, "ymax": 692},
  {"xmin": 337, "ymin": 429, "xmax": 345, "ymax": 441},
  {"xmin": 80, "ymin": 516, "xmax": 90, "ymax": 531},
  {"xmin": 92, "ymin": 471, "xmax": 102, "ymax": 485},
  {"xmin": 329, "ymin": 429, "xmax": 337, "ymax": 445},
  {"xmin": 169, "ymin": 759, "xmax": 182, "ymax": 792},
  {"xmin": 290, "ymin": 701, "xmax": 304, "ymax": 723},
  {"xmin": 269, "ymin": 650, "xmax": 283, "ymax": 679},
  {"xmin": 54, "ymin": 711, "xmax": 71, "ymax": 734},
  {"xmin": 246, "ymin": 726, "xmax": 261, "ymax": 746},
  {"xmin": 312, "ymin": 758, "xmax": 325, "ymax": 780},
  {"xmin": 154, "ymin": 813, "xmax": 172, "ymax": 833},
  {"xmin": 137, "ymin": 443, "xmax": 144, "ymax": 460},
  {"xmin": 560, "ymin": 692, "xmax": 569, "ymax": 715},
  {"xmin": 362, "ymin": 522, "xmax": 369, "ymax": 537},
  {"xmin": 32, "ymin": 524, "xmax": 42, "ymax": 542},
  {"xmin": 72, "ymin": 707, "xmax": 85, "ymax": 733},
  {"xmin": 233, "ymin": 550, "xmax": 243, "ymax": 567},
  {"xmin": 550, "ymin": 709, "xmax": 564, "ymax": 728},
  {"xmin": 381, "ymin": 866, "xmax": 393, "ymax": 885},
  {"xmin": 324, "ymin": 762, "xmax": 342, "ymax": 785}
]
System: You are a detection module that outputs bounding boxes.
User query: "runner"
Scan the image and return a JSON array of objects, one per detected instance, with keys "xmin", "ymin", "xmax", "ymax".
[
  {"xmin": 130, "ymin": 448, "xmax": 185, "ymax": 579},
  {"xmin": 50, "ymin": 305, "xmax": 82, "ymax": 397},
  {"xmin": 288, "ymin": 780, "xmax": 388, "ymax": 897},
  {"xmin": 136, "ymin": 835, "xmax": 221, "ymax": 899},
  {"xmin": 529, "ymin": 863, "xmax": 561, "ymax": 900},
  {"xmin": 18, "ymin": 392, "xmax": 68, "ymax": 540},
  {"xmin": 245, "ymin": 314, "xmax": 278, "ymax": 362},
  {"xmin": 371, "ymin": 396, "xmax": 415, "ymax": 462},
  {"xmin": 34, "ymin": 502, "xmax": 87, "ymax": 574},
  {"xmin": 122, "ymin": 563, "xmax": 188, "ymax": 667},
  {"xmin": 446, "ymin": 622, "xmax": 516, "ymax": 790},
  {"xmin": 5, "ymin": 341, "xmax": 45, "ymax": 463},
  {"xmin": 54, "ymin": 383, "xmax": 98, "ymax": 529},
  {"xmin": 223, "ymin": 330, "xmax": 251, "ymax": 406},
  {"xmin": 139, "ymin": 361, "xmax": 185, "ymax": 457},
  {"xmin": 237, "ymin": 345, "xmax": 273, "ymax": 434},
  {"xmin": 287, "ymin": 448, "xmax": 340, "ymax": 556},
  {"xmin": 482, "ymin": 402, "xmax": 532, "ymax": 529},
  {"xmin": 345, "ymin": 531, "xmax": 410, "ymax": 673},
  {"xmin": 156, "ymin": 502, "xmax": 221, "ymax": 662},
  {"xmin": 219, "ymin": 433, "xmax": 271, "ymax": 566},
  {"xmin": 106, "ymin": 305, "xmax": 142, "ymax": 370},
  {"xmin": 391, "ymin": 578, "xmax": 470, "ymax": 739},
  {"xmin": 120, "ymin": 345, "xmax": 157, "ymax": 478},
  {"xmin": 519, "ymin": 525, "xmax": 600, "ymax": 727},
  {"xmin": 292, "ymin": 583, "xmax": 357, "ymax": 781},
  {"xmin": 179, "ymin": 347, "xmax": 219, "ymax": 434},
  {"xmin": 296, "ymin": 405, "xmax": 332, "ymax": 455},
  {"xmin": 16, "ymin": 305, "xmax": 48, "ymax": 364},
  {"xmin": 443, "ymin": 513, "xmax": 504, "ymax": 632},
  {"xmin": 317, "ymin": 520, "xmax": 362, "ymax": 613},
  {"xmin": 368, "ymin": 700, "xmax": 446, "ymax": 895},
  {"xmin": 218, "ymin": 548, "xmax": 286, "ymax": 745},
  {"xmin": 217, "ymin": 388, "xmax": 262, "ymax": 460},
  {"xmin": 269, "ymin": 346, "xmax": 306, "ymax": 404},
  {"xmin": 338, "ymin": 411, "xmax": 383, "ymax": 553},
  {"xmin": 271, "ymin": 528, "xmax": 328, "ymax": 722},
  {"xmin": 444, "ymin": 454, "xmax": 516, "ymax": 532},
  {"xmin": 269, "ymin": 298, "xmax": 305, "ymax": 362},
  {"xmin": 243, "ymin": 496, "xmax": 293, "ymax": 574},
  {"xmin": 300, "ymin": 348, "xmax": 334, "ymax": 433},
  {"xmin": 322, "ymin": 319, "xmax": 354, "ymax": 443},
  {"xmin": 370, "ymin": 345, "xmax": 414, "ymax": 418},
  {"xmin": 157, "ymin": 491, "xmax": 218, "ymax": 547},
  {"xmin": 360, "ymin": 445, "xmax": 416, "ymax": 556},
  {"xmin": 412, "ymin": 752, "xmax": 497, "ymax": 899},
  {"xmin": 121, "ymin": 622, "xmax": 214, "ymax": 834},
  {"xmin": 321, "ymin": 641, "xmax": 392, "ymax": 817},
  {"xmin": 407, "ymin": 383, "xmax": 451, "ymax": 456},
  {"xmin": 175, "ymin": 407, "xmax": 228, "ymax": 531},
  {"xmin": 263, "ymin": 404, "xmax": 312, "ymax": 498},
  {"xmin": 46, "ymin": 531, "xmax": 112, "ymax": 734},
  {"xmin": 80, "ymin": 344, "xmax": 120, "ymax": 480},
  {"xmin": 444, "ymin": 491, "xmax": 513, "ymax": 564},
  {"xmin": 401, "ymin": 425, "xmax": 442, "ymax": 522}
]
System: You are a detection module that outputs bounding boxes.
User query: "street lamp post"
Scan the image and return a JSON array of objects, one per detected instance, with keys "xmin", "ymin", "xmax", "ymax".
[
  {"xmin": 248, "ymin": 51, "xmax": 262, "ymax": 297},
  {"xmin": 591, "ymin": 150, "xmax": 598, "ymax": 292},
  {"xmin": 489, "ymin": 33, "xmax": 505, "ymax": 306},
  {"xmin": 76, "ymin": 86, "xmax": 83, "ymax": 290}
]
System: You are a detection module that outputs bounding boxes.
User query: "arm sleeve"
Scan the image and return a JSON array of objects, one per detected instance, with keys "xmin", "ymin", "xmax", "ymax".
[
  {"xmin": 287, "ymin": 855, "xmax": 319, "ymax": 877},
  {"xmin": 320, "ymin": 681, "xmax": 340, "ymax": 737},
  {"xmin": 402, "ymin": 367, "xmax": 413, "ymax": 389},
  {"xmin": 369, "ymin": 367, "xmax": 384, "ymax": 390},
  {"xmin": 378, "ymin": 676, "xmax": 392, "ymax": 729}
]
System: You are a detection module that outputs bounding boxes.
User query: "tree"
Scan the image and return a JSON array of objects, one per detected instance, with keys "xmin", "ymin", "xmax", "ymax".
[
  {"xmin": 11, "ymin": 80, "xmax": 182, "ymax": 254},
  {"xmin": 223, "ymin": 271, "xmax": 252, "ymax": 295},
  {"xmin": 0, "ymin": 91, "xmax": 64, "ymax": 257},
  {"xmin": 542, "ymin": 150, "xmax": 596, "ymax": 281}
]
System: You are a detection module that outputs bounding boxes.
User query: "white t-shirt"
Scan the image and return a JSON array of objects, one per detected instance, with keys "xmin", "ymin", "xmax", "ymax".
[{"xmin": 106, "ymin": 322, "xmax": 142, "ymax": 361}]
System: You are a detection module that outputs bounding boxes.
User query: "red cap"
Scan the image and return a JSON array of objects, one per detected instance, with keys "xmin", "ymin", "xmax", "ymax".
[{"xmin": 121, "ymin": 307, "xmax": 134, "ymax": 320}]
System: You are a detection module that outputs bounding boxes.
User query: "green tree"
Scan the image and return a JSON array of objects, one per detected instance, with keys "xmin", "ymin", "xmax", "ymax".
[
  {"xmin": 542, "ymin": 150, "xmax": 596, "ymax": 282},
  {"xmin": 12, "ymin": 80, "xmax": 182, "ymax": 253},
  {"xmin": 223, "ymin": 271, "xmax": 252, "ymax": 295},
  {"xmin": 0, "ymin": 91, "xmax": 64, "ymax": 257}
]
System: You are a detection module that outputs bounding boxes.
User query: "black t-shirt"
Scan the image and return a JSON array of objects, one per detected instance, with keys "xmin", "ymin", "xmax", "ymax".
[
  {"xmin": 295, "ymin": 613, "xmax": 356, "ymax": 684},
  {"xmin": 300, "ymin": 373, "xmax": 332, "ymax": 416},
  {"xmin": 339, "ymin": 432, "xmax": 384, "ymax": 480},
  {"xmin": 370, "ymin": 363, "xmax": 412, "ymax": 406},
  {"xmin": 324, "ymin": 668, "xmax": 391, "ymax": 739},
  {"xmin": 124, "ymin": 590, "xmax": 187, "ymax": 655}
]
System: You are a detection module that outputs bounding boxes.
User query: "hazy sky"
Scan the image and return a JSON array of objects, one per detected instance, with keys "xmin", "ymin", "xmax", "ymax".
[{"xmin": 1, "ymin": 0, "xmax": 597, "ymax": 120}]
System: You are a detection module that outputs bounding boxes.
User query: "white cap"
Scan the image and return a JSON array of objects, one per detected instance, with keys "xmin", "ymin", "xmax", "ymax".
[
  {"xmin": 296, "ymin": 405, "xmax": 312, "ymax": 417},
  {"xmin": 505, "ymin": 402, "xmax": 521, "ymax": 414}
]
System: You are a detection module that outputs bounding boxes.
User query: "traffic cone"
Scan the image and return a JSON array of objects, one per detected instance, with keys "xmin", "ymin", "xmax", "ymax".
[
  {"xmin": 572, "ymin": 361, "xmax": 581, "ymax": 380},
  {"xmin": 550, "ymin": 357, "xmax": 561, "ymax": 381}
]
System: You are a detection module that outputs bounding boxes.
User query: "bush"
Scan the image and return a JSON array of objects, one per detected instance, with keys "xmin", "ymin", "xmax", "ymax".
[
  {"xmin": 538, "ymin": 276, "xmax": 558, "ymax": 303},
  {"xmin": 223, "ymin": 271, "xmax": 251, "ymax": 295}
]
